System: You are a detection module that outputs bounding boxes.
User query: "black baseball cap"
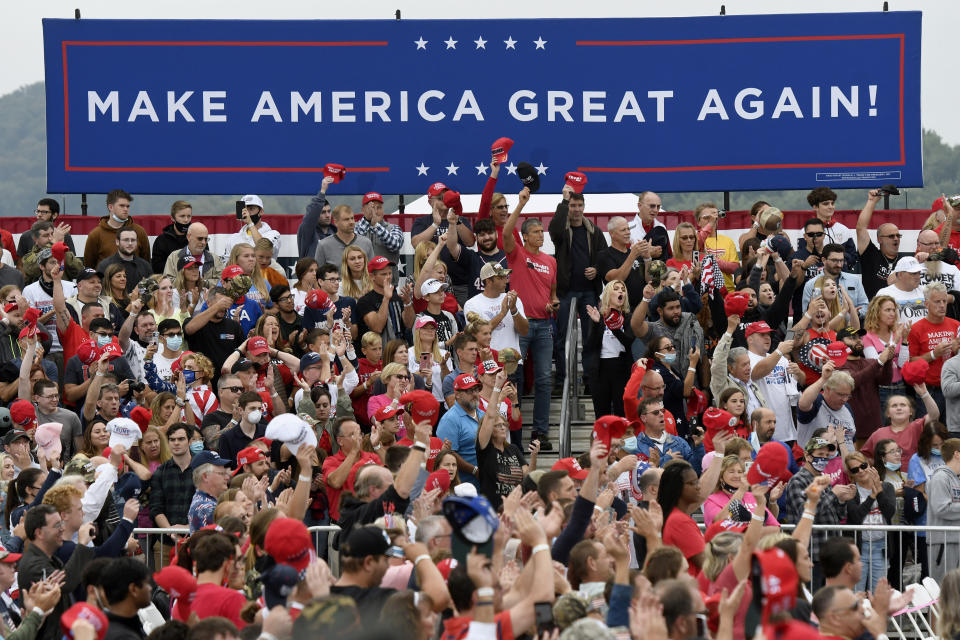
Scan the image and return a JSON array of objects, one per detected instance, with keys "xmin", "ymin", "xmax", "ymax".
[
  {"xmin": 836, "ymin": 327, "xmax": 866, "ymax": 340},
  {"xmin": 76, "ymin": 268, "xmax": 102, "ymax": 282},
  {"xmin": 231, "ymin": 358, "xmax": 256, "ymax": 373},
  {"xmin": 340, "ymin": 526, "xmax": 391, "ymax": 558}
]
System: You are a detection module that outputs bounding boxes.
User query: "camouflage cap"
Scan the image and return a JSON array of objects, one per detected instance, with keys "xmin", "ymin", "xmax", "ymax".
[
  {"xmin": 553, "ymin": 593, "xmax": 588, "ymax": 630},
  {"xmin": 63, "ymin": 453, "xmax": 95, "ymax": 483}
]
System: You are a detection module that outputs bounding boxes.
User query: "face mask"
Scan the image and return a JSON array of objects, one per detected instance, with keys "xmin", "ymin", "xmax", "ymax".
[
  {"xmin": 622, "ymin": 436, "xmax": 638, "ymax": 453},
  {"xmin": 884, "ymin": 461, "xmax": 900, "ymax": 471},
  {"xmin": 828, "ymin": 450, "xmax": 839, "ymax": 460},
  {"xmin": 931, "ymin": 448, "xmax": 942, "ymax": 457},
  {"xmin": 110, "ymin": 213, "xmax": 126, "ymax": 224},
  {"xmin": 174, "ymin": 221, "xmax": 191, "ymax": 234},
  {"xmin": 720, "ymin": 480, "xmax": 739, "ymax": 493},
  {"xmin": 96, "ymin": 335, "xmax": 111, "ymax": 348},
  {"xmin": 810, "ymin": 457, "xmax": 829, "ymax": 472},
  {"xmin": 249, "ymin": 214, "xmax": 262, "ymax": 226},
  {"xmin": 182, "ymin": 369, "xmax": 196, "ymax": 385},
  {"xmin": 166, "ymin": 335, "xmax": 183, "ymax": 351},
  {"xmin": 657, "ymin": 352, "xmax": 677, "ymax": 364},
  {"xmin": 247, "ymin": 409, "xmax": 263, "ymax": 424},
  {"xmin": 189, "ymin": 441, "xmax": 204, "ymax": 454}
]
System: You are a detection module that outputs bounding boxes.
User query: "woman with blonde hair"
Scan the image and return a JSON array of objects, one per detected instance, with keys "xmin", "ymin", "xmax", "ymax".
[
  {"xmin": 667, "ymin": 222, "xmax": 699, "ymax": 270},
  {"xmin": 147, "ymin": 275, "xmax": 188, "ymax": 324},
  {"xmin": 180, "ymin": 352, "xmax": 218, "ymax": 427},
  {"xmin": 102, "ymin": 263, "xmax": 131, "ymax": 330},
  {"xmin": 409, "ymin": 316, "xmax": 451, "ymax": 404},
  {"xmin": 937, "ymin": 569, "xmax": 960, "ymax": 640},
  {"xmin": 810, "ymin": 275, "xmax": 860, "ymax": 331},
  {"xmin": 250, "ymin": 313, "xmax": 294, "ymax": 390},
  {"xmin": 340, "ymin": 245, "xmax": 372, "ymax": 299},
  {"xmin": 863, "ymin": 294, "xmax": 908, "ymax": 407},
  {"xmin": 413, "ymin": 239, "xmax": 459, "ymax": 315},
  {"xmin": 150, "ymin": 391, "xmax": 182, "ymax": 433},
  {"xmin": 584, "ymin": 280, "xmax": 634, "ymax": 416},
  {"xmin": 172, "ymin": 255, "xmax": 206, "ymax": 316},
  {"xmin": 226, "ymin": 242, "xmax": 271, "ymax": 307},
  {"xmin": 367, "ymin": 362, "xmax": 411, "ymax": 439},
  {"xmin": 702, "ymin": 455, "xmax": 780, "ymax": 525}
]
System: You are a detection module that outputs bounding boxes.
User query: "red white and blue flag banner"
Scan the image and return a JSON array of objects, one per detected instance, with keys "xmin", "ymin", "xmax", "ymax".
[{"xmin": 42, "ymin": 12, "xmax": 921, "ymax": 195}]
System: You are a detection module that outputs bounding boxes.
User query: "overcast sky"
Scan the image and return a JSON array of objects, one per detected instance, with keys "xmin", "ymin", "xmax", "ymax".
[{"xmin": 5, "ymin": 0, "xmax": 952, "ymax": 142}]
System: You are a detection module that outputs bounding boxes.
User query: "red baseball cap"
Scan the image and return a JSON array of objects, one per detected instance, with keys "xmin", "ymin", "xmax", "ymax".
[
  {"xmin": 724, "ymin": 292, "xmax": 749, "ymax": 317},
  {"xmin": 363, "ymin": 192, "xmax": 383, "ymax": 206},
  {"xmin": 9, "ymin": 401, "xmax": 34, "ymax": 432},
  {"xmin": 704, "ymin": 518, "xmax": 750, "ymax": 542},
  {"xmin": 99, "ymin": 340, "xmax": 123, "ymax": 360},
  {"xmin": 18, "ymin": 325, "xmax": 50, "ymax": 343},
  {"xmin": 754, "ymin": 547, "xmax": 799, "ymax": 622},
  {"xmin": 745, "ymin": 321, "xmax": 773, "ymax": 338},
  {"xmin": 305, "ymin": 289, "xmax": 332, "ymax": 311},
  {"xmin": 747, "ymin": 442, "xmax": 793, "ymax": 487},
  {"xmin": 552, "ymin": 457, "xmax": 589, "ymax": 481},
  {"xmin": 453, "ymin": 374, "xmax": 481, "ymax": 391},
  {"xmin": 442, "ymin": 190, "xmax": 462, "ymax": 213},
  {"xmin": 61, "ymin": 603, "xmax": 109, "ymax": 640},
  {"xmin": 154, "ymin": 565, "xmax": 197, "ymax": 601},
  {"xmin": 475, "ymin": 359, "xmax": 503, "ymax": 376},
  {"xmin": 323, "ymin": 163, "xmax": 346, "ymax": 183},
  {"xmin": 826, "ymin": 341, "xmax": 850, "ymax": 367},
  {"xmin": 247, "ymin": 336, "xmax": 269, "ymax": 356},
  {"xmin": 399, "ymin": 390, "xmax": 440, "ymax": 427},
  {"xmin": 591, "ymin": 415, "xmax": 629, "ymax": 450},
  {"xmin": 374, "ymin": 402, "xmax": 404, "ymax": 423},
  {"xmin": 564, "ymin": 171, "xmax": 588, "ymax": 194},
  {"xmin": 264, "ymin": 517, "xmax": 315, "ymax": 572},
  {"xmin": 491, "ymin": 137, "xmax": 514, "ymax": 164},
  {"xmin": 686, "ymin": 388, "xmax": 709, "ymax": 419},
  {"xmin": 425, "ymin": 469, "xmax": 451, "ymax": 494},
  {"xmin": 427, "ymin": 182, "xmax": 448, "ymax": 198},
  {"xmin": 367, "ymin": 256, "xmax": 395, "ymax": 273},
  {"xmin": 222, "ymin": 265, "xmax": 244, "ymax": 280},
  {"xmin": 51, "ymin": 242, "xmax": 69, "ymax": 263},
  {"xmin": 236, "ymin": 446, "xmax": 267, "ymax": 468},
  {"xmin": 902, "ymin": 359, "xmax": 930, "ymax": 386},
  {"xmin": 171, "ymin": 351, "xmax": 194, "ymax": 374},
  {"xmin": 129, "ymin": 406, "xmax": 152, "ymax": 434},
  {"xmin": 933, "ymin": 197, "xmax": 945, "ymax": 213},
  {"xmin": 77, "ymin": 340, "xmax": 99, "ymax": 366},
  {"xmin": 702, "ymin": 407, "xmax": 738, "ymax": 453}
]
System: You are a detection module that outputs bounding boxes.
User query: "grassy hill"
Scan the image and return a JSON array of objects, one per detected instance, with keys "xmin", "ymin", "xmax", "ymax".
[{"xmin": 1, "ymin": 80, "xmax": 958, "ymax": 216}]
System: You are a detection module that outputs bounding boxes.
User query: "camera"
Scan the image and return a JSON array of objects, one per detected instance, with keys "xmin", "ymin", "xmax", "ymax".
[
  {"xmin": 123, "ymin": 379, "xmax": 146, "ymax": 396},
  {"xmin": 717, "ymin": 209, "xmax": 727, "ymax": 219},
  {"xmin": 878, "ymin": 184, "xmax": 901, "ymax": 196}
]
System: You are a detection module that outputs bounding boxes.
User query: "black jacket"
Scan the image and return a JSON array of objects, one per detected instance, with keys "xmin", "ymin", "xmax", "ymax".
[
  {"xmin": 584, "ymin": 316, "xmax": 634, "ymax": 379},
  {"xmin": 18, "ymin": 542, "xmax": 96, "ymax": 640},
  {"xmin": 548, "ymin": 200, "xmax": 608, "ymax": 297},
  {"xmin": 150, "ymin": 224, "xmax": 189, "ymax": 274},
  {"xmin": 103, "ymin": 611, "xmax": 146, "ymax": 640}
]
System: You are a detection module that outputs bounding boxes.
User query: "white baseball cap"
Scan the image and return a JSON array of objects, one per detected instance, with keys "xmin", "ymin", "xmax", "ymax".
[{"xmin": 241, "ymin": 194, "xmax": 264, "ymax": 210}]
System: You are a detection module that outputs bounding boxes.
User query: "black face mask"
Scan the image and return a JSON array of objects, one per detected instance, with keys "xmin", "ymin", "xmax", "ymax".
[
  {"xmin": 249, "ymin": 214, "xmax": 262, "ymax": 226},
  {"xmin": 174, "ymin": 220, "xmax": 190, "ymax": 234}
]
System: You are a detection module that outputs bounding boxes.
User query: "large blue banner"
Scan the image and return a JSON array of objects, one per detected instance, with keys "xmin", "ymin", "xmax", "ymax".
[{"xmin": 42, "ymin": 12, "xmax": 922, "ymax": 195}]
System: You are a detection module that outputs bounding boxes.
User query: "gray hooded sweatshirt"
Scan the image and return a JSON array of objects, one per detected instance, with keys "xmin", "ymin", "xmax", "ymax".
[{"xmin": 926, "ymin": 464, "xmax": 960, "ymax": 582}]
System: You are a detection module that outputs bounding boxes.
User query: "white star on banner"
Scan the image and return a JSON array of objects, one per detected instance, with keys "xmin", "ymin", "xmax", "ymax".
[
  {"xmin": 533, "ymin": 36, "xmax": 547, "ymax": 49},
  {"xmin": 415, "ymin": 37, "xmax": 428, "ymax": 50},
  {"xmin": 504, "ymin": 36, "xmax": 517, "ymax": 50},
  {"xmin": 475, "ymin": 163, "xmax": 489, "ymax": 176},
  {"xmin": 446, "ymin": 162, "xmax": 460, "ymax": 176},
  {"xmin": 416, "ymin": 163, "xmax": 429, "ymax": 176},
  {"xmin": 445, "ymin": 36, "xmax": 457, "ymax": 49},
  {"xmin": 474, "ymin": 36, "xmax": 487, "ymax": 49},
  {"xmin": 505, "ymin": 162, "xmax": 518, "ymax": 175},
  {"xmin": 535, "ymin": 162, "xmax": 549, "ymax": 175}
]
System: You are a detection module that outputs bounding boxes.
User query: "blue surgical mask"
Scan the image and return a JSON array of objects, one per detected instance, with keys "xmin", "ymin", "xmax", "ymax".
[
  {"xmin": 810, "ymin": 457, "xmax": 829, "ymax": 472},
  {"xmin": 165, "ymin": 335, "xmax": 183, "ymax": 351},
  {"xmin": 622, "ymin": 436, "xmax": 638, "ymax": 454},
  {"xmin": 884, "ymin": 461, "xmax": 900, "ymax": 472},
  {"xmin": 182, "ymin": 369, "xmax": 196, "ymax": 385},
  {"xmin": 96, "ymin": 334, "xmax": 111, "ymax": 348},
  {"xmin": 657, "ymin": 352, "xmax": 677, "ymax": 364},
  {"xmin": 931, "ymin": 448, "xmax": 942, "ymax": 457},
  {"xmin": 110, "ymin": 213, "xmax": 126, "ymax": 224},
  {"xmin": 189, "ymin": 441, "xmax": 204, "ymax": 454}
]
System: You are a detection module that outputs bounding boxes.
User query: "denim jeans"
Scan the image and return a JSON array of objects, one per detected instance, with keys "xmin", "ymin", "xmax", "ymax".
[
  {"xmin": 555, "ymin": 290, "xmax": 597, "ymax": 384},
  {"xmin": 516, "ymin": 318, "xmax": 554, "ymax": 437},
  {"xmin": 856, "ymin": 536, "xmax": 887, "ymax": 593}
]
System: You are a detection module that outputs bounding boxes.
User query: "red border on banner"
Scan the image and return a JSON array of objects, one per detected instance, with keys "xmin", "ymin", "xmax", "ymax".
[
  {"xmin": 575, "ymin": 33, "xmax": 906, "ymax": 173},
  {"xmin": 61, "ymin": 40, "xmax": 390, "ymax": 174}
]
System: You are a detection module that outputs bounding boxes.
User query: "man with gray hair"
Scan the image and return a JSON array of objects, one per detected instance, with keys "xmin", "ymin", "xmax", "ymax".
[
  {"xmin": 187, "ymin": 450, "xmax": 232, "ymax": 532},
  {"xmin": 161, "ymin": 222, "xmax": 222, "ymax": 280},
  {"xmin": 710, "ymin": 312, "xmax": 767, "ymax": 416},
  {"xmin": 797, "ymin": 359, "xmax": 856, "ymax": 447},
  {"xmin": 595, "ymin": 215, "xmax": 647, "ymax": 309},
  {"xmin": 907, "ymin": 280, "xmax": 960, "ymax": 417}
]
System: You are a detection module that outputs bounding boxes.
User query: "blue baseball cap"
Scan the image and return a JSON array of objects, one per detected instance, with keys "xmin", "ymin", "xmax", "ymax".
[
  {"xmin": 300, "ymin": 352, "xmax": 323, "ymax": 371},
  {"xmin": 189, "ymin": 450, "xmax": 232, "ymax": 470}
]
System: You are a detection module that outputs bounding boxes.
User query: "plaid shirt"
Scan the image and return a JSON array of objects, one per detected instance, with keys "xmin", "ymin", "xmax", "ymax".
[
  {"xmin": 189, "ymin": 490, "xmax": 218, "ymax": 533},
  {"xmin": 782, "ymin": 467, "xmax": 845, "ymax": 561},
  {"xmin": 149, "ymin": 458, "xmax": 195, "ymax": 526},
  {"xmin": 354, "ymin": 217, "xmax": 404, "ymax": 253}
]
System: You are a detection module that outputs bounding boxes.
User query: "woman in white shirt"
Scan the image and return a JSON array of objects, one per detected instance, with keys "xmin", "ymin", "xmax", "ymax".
[{"xmin": 585, "ymin": 280, "xmax": 635, "ymax": 417}]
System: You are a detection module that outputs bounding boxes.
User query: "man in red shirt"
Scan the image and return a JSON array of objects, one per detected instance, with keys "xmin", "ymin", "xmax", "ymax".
[
  {"xmin": 503, "ymin": 188, "xmax": 559, "ymax": 450},
  {"xmin": 908, "ymin": 282, "xmax": 960, "ymax": 418},
  {"xmin": 321, "ymin": 417, "xmax": 382, "ymax": 522},
  {"xmin": 189, "ymin": 532, "xmax": 247, "ymax": 629}
]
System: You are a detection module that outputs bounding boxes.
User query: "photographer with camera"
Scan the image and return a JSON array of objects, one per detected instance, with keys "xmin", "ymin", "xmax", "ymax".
[{"xmin": 856, "ymin": 187, "xmax": 911, "ymax": 298}]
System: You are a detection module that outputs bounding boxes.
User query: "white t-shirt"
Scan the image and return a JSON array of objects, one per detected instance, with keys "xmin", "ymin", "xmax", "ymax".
[
  {"xmin": 22, "ymin": 280, "xmax": 77, "ymax": 353},
  {"xmin": 408, "ymin": 349, "xmax": 449, "ymax": 404},
  {"xmin": 876, "ymin": 284, "xmax": 927, "ymax": 325},
  {"xmin": 627, "ymin": 215, "xmax": 667, "ymax": 245},
  {"xmin": 921, "ymin": 261, "xmax": 960, "ymax": 291},
  {"xmin": 600, "ymin": 326, "xmax": 625, "ymax": 359},
  {"xmin": 823, "ymin": 220, "xmax": 855, "ymax": 248},
  {"xmin": 748, "ymin": 351, "xmax": 798, "ymax": 442},
  {"xmin": 152, "ymin": 352, "xmax": 179, "ymax": 384},
  {"xmin": 463, "ymin": 293, "xmax": 525, "ymax": 352}
]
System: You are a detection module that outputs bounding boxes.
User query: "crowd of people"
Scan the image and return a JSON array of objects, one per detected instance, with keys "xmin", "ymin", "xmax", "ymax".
[{"xmin": 1, "ymin": 151, "xmax": 960, "ymax": 640}]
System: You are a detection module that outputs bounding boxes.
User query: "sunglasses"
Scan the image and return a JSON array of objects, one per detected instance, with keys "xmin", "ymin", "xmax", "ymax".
[
  {"xmin": 394, "ymin": 374, "xmax": 410, "ymax": 380},
  {"xmin": 224, "ymin": 386, "xmax": 244, "ymax": 393},
  {"xmin": 805, "ymin": 231, "xmax": 825, "ymax": 238},
  {"xmin": 850, "ymin": 462, "xmax": 870, "ymax": 473}
]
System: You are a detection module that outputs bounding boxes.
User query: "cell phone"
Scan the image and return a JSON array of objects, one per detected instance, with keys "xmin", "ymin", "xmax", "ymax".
[
  {"xmin": 151, "ymin": 331, "xmax": 159, "ymax": 345},
  {"xmin": 690, "ymin": 336, "xmax": 697, "ymax": 350},
  {"xmin": 636, "ymin": 500, "xmax": 650, "ymax": 510},
  {"xmin": 692, "ymin": 250, "xmax": 700, "ymax": 264},
  {"xmin": 235, "ymin": 200, "xmax": 246, "ymax": 220},
  {"xmin": 534, "ymin": 602, "xmax": 555, "ymax": 634},
  {"xmin": 419, "ymin": 352, "xmax": 432, "ymax": 372}
]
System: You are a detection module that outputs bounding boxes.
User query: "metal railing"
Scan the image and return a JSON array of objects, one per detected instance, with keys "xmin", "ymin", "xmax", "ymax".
[
  {"xmin": 133, "ymin": 524, "xmax": 343, "ymax": 576},
  {"xmin": 558, "ymin": 297, "xmax": 579, "ymax": 458}
]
